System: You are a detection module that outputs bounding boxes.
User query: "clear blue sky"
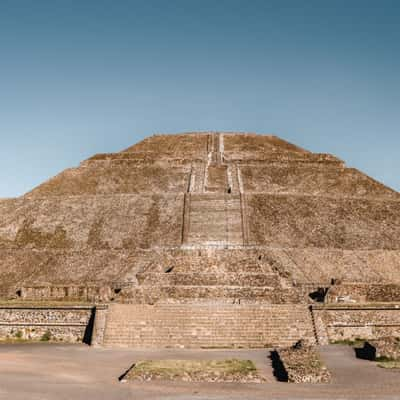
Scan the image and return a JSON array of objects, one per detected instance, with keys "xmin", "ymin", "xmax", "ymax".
[{"xmin": 0, "ymin": 0, "xmax": 399, "ymax": 197}]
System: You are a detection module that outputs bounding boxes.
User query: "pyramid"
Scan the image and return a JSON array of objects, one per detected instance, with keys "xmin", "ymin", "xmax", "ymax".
[{"xmin": 1, "ymin": 132, "xmax": 399, "ymax": 347}]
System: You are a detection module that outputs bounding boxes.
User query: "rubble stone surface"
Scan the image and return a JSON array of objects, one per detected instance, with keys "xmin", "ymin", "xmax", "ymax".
[
  {"xmin": 278, "ymin": 343, "xmax": 331, "ymax": 383},
  {"xmin": 0, "ymin": 132, "xmax": 399, "ymax": 347}
]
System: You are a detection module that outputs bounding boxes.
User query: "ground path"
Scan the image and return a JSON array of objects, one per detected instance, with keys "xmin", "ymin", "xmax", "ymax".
[
  {"xmin": 319, "ymin": 344, "xmax": 399, "ymax": 387},
  {"xmin": 0, "ymin": 343, "xmax": 398, "ymax": 399}
]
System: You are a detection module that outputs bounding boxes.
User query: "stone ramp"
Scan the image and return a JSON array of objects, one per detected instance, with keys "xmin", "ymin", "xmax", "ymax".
[{"xmin": 102, "ymin": 303, "xmax": 316, "ymax": 348}]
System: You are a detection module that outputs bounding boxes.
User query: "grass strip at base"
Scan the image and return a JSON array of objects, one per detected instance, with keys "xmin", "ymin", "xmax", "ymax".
[
  {"xmin": 377, "ymin": 360, "xmax": 400, "ymax": 369},
  {"xmin": 125, "ymin": 358, "xmax": 264, "ymax": 382},
  {"xmin": 330, "ymin": 338, "xmax": 366, "ymax": 348}
]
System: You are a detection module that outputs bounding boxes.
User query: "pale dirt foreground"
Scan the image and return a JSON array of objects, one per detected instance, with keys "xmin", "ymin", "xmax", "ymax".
[{"xmin": 0, "ymin": 343, "xmax": 399, "ymax": 400}]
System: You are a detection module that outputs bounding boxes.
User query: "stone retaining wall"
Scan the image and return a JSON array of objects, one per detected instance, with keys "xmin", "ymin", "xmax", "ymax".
[
  {"xmin": 0, "ymin": 305, "xmax": 96, "ymax": 343},
  {"xmin": 20, "ymin": 286, "xmax": 111, "ymax": 302},
  {"xmin": 312, "ymin": 304, "xmax": 400, "ymax": 344},
  {"xmin": 326, "ymin": 284, "xmax": 400, "ymax": 303}
]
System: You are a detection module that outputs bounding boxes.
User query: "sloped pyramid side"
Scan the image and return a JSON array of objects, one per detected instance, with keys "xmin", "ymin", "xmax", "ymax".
[{"xmin": 0, "ymin": 132, "xmax": 399, "ymax": 303}]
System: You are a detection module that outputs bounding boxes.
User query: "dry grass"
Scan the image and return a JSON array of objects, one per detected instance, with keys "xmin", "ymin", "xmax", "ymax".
[
  {"xmin": 330, "ymin": 338, "xmax": 366, "ymax": 347},
  {"xmin": 377, "ymin": 360, "xmax": 400, "ymax": 369},
  {"xmin": 125, "ymin": 359, "xmax": 263, "ymax": 382}
]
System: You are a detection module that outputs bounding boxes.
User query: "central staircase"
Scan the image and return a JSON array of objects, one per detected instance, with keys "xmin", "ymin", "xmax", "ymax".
[
  {"xmin": 102, "ymin": 251, "xmax": 317, "ymax": 348},
  {"xmin": 183, "ymin": 194, "xmax": 243, "ymax": 246},
  {"xmin": 100, "ymin": 133, "xmax": 317, "ymax": 348},
  {"xmin": 102, "ymin": 303, "xmax": 315, "ymax": 348}
]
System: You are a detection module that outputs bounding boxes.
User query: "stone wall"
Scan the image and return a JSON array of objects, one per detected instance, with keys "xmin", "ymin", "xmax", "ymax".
[
  {"xmin": 20, "ymin": 286, "xmax": 111, "ymax": 302},
  {"xmin": 326, "ymin": 284, "xmax": 400, "ymax": 303},
  {"xmin": 0, "ymin": 305, "xmax": 95, "ymax": 343},
  {"xmin": 312, "ymin": 304, "xmax": 400, "ymax": 344}
]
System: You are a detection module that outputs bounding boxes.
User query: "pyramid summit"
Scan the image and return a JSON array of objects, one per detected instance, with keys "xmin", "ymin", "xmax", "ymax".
[{"xmin": 1, "ymin": 131, "xmax": 400, "ymax": 347}]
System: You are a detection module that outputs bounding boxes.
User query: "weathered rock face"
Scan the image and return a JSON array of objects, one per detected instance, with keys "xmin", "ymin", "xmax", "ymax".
[
  {"xmin": 0, "ymin": 305, "xmax": 94, "ymax": 342},
  {"xmin": 0, "ymin": 132, "xmax": 399, "ymax": 304}
]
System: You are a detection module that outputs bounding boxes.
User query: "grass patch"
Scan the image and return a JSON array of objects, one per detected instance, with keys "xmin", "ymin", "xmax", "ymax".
[
  {"xmin": 377, "ymin": 360, "xmax": 400, "ymax": 369},
  {"xmin": 40, "ymin": 330, "xmax": 52, "ymax": 342},
  {"xmin": 330, "ymin": 338, "xmax": 366, "ymax": 347},
  {"xmin": 15, "ymin": 330, "xmax": 23, "ymax": 339},
  {"xmin": 125, "ymin": 359, "xmax": 263, "ymax": 382},
  {"xmin": 0, "ymin": 338, "xmax": 33, "ymax": 344}
]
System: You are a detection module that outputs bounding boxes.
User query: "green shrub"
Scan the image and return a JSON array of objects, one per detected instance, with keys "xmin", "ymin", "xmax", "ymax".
[
  {"xmin": 15, "ymin": 330, "xmax": 23, "ymax": 339},
  {"xmin": 40, "ymin": 330, "xmax": 52, "ymax": 342}
]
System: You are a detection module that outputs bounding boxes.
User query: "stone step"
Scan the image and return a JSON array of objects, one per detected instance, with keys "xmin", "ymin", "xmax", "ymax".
[
  {"xmin": 136, "ymin": 272, "xmax": 280, "ymax": 287},
  {"xmin": 187, "ymin": 223, "xmax": 242, "ymax": 232},
  {"xmin": 189, "ymin": 203, "xmax": 241, "ymax": 211},
  {"xmin": 189, "ymin": 193, "xmax": 241, "ymax": 201},
  {"xmin": 142, "ymin": 261, "xmax": 272, "ymax": 274},
  {"xmin": 102, "ymin": 303, "xmax": 316, "ymax": 348},
  {"xmin": 184, "ymin": 193, "xmax": 244, "ymax": 246},
  {"xmin": 205, "ymin": 165, "xmax": 228, "ymax": 192}
]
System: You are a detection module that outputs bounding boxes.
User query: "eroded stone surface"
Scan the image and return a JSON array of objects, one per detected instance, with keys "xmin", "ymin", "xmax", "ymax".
[{"xmin": 0, "ymin": 132, "xmax": 400, "ymax": 347}]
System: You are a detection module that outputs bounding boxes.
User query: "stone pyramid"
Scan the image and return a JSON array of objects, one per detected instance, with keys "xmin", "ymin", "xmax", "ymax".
[{"xmin": 1, "ymin": 132, "xmax": 399, "ymax": 347}]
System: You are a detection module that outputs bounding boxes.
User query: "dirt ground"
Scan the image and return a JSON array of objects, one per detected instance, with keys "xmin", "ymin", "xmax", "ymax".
[{"xmin": 0, "ymin": 343, "xmax": 398, "ymax": 400}]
